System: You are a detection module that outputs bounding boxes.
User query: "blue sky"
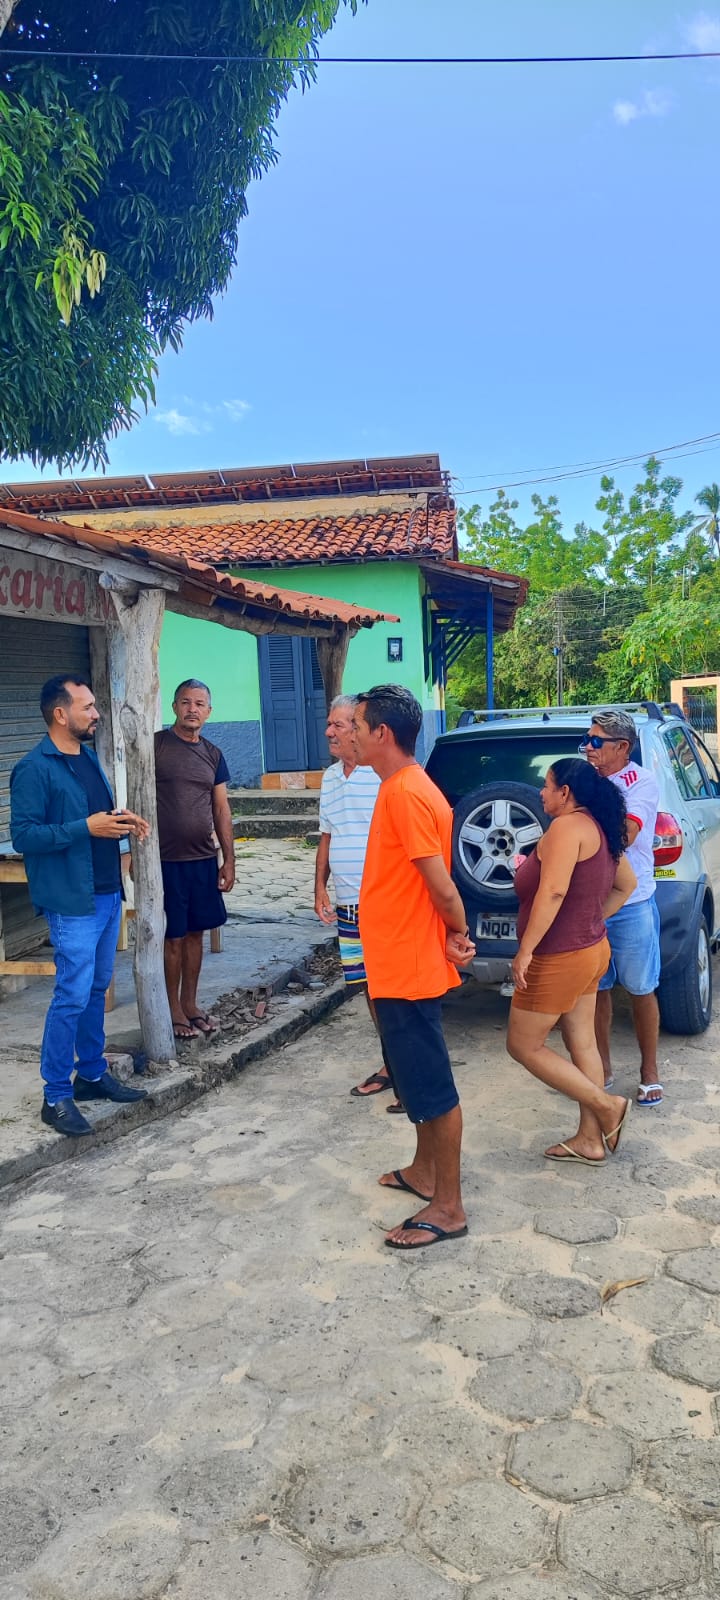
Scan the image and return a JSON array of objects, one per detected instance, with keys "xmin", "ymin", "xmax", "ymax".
[{"xmin": 5, "ymin": 1, "xmax": 720, "ymax": 533}]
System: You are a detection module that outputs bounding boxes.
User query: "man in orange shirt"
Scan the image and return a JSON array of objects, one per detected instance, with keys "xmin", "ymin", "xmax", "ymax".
[{"xmin": 354, "ymin": 685, "xmax": 475, "ymax": 1250}]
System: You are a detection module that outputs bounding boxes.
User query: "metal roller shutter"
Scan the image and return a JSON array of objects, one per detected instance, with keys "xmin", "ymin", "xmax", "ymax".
[{"xmin": 0, "ymin": 617, "xmax": 92, "ymax": 957}]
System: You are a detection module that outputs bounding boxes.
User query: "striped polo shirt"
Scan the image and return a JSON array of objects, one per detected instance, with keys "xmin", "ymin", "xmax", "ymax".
[{"xmin": 318, "ymin": 760, "xmax": 381, "ymax": 905}]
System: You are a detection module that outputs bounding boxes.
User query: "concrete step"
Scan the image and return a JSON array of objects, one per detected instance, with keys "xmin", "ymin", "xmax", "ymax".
[
  {"xmin": 229, "ymin": 788, "xmax": 320, "ymax": 818},
  {"xmin": 233, "ymin": 815, "xmax": 318, "ymax": 840}
]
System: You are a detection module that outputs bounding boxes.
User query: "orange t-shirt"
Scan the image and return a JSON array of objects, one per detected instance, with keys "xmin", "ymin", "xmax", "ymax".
[{"xmin": 359, "ymin": 763, "xmax": 462, "ymax": 1001}]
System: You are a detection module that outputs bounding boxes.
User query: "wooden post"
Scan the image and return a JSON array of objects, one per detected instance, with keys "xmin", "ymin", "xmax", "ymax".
[
  {"xmin": 106, "ymin": 579, "xmax": 175, "ymax": 1065},
  {"xmin": 315, "ymin": 628, "xmax": 353, "ymax": 712}
]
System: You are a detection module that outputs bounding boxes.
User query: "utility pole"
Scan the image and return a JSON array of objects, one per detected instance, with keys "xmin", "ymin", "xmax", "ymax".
[{"xmin": 553, "ymin": 592, "xmax": 564, "ymax": 706}]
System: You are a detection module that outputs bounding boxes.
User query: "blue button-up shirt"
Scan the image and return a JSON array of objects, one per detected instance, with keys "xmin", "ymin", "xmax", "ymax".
[{"xmin": 10, "ymin": 734, "xmax": 115, "ymax": 916}]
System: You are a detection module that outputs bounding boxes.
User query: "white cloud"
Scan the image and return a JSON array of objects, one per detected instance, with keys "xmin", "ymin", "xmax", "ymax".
[
  {"xmin": 154, "ymin": 408, "xmax": 207, "ymax": 437},
  {"xmin": 612, "ymin": 88, "xmax": 673, "ymax": 125},
  {"xmin": 682, "ymin": 11, "xmax": 720, "ymax": 51},
  {"xmin": 221, "ymin": 398, "xmax": 251, "ymax": 422}
]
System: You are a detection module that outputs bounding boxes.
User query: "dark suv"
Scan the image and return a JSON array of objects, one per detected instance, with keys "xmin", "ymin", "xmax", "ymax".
[{"xmin": 426, "ymin": 702, "xmax": 720, "ymax": 1035}]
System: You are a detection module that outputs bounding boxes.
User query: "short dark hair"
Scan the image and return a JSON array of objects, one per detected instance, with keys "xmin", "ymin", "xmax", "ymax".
[
  {"xmin": 356, "ymin": 684, "xmax": 423, "ymax": 756},
  {"xmin": 39, "ymin": 675, "xmax": 89, "ymax": 726},
  {"xmin": 173, "ymin": 678, "xmax": 211, "ymax": 702}
]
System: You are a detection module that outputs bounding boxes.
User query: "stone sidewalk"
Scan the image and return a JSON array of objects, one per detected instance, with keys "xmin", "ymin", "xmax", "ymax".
[
  {"xmin": 0, "ymin": 839, "xmax": 334, "ymax": 1184},
  {"xmin": 1, "ymin": 976, "xmax": 719, "ymax": 1598}
]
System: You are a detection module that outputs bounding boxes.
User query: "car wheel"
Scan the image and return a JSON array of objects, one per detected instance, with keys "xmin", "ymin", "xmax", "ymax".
[
  {"xmin": 452, "ymin": 781, "xmax": 547, "ymax": 910},
  {"xmin": 657, "ymin": 915, "xmax": 713, "ymax": 1035}
]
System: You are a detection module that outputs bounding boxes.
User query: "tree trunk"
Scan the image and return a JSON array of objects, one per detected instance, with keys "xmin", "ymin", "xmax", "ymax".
[
  {"xmin": 106, "ymin": 580, "xmax": 175, "ymax": 1065},
  {"xmin": 315, "ymin": 629, "xmax": 353, "ymax": 711},
  {"xmin": 0, "ymin": 1, "xmax": 21, "ymax": 38}
]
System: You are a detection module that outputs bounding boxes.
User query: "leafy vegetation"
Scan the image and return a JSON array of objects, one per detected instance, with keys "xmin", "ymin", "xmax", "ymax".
[
  {"xmin": 452, "ymin": 462, "xmax": 720, "ymax": 711},
  {"xmin": 0, "ymin": 0, "xmax": 359, "ymax": 468}
]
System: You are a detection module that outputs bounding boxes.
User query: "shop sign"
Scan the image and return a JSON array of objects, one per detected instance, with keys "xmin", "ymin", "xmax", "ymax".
[{"xmin": 0, "ymin": 550, "xmax": 114, "ymax": 625}]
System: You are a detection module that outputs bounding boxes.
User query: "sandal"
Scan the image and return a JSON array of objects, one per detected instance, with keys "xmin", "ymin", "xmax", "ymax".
[
  {"xmin": 187, "ymin": 1013, "xmax": 219, "ymax": 1035},
  {"xmin": 350, "ymin": 1072, "xmax": 391, "ymax": 1098}
]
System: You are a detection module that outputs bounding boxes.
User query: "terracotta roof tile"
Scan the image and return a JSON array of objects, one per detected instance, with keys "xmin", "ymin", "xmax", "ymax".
[{"xmin": 105, "ymin": 507, "xmax": 457, "ymax": 567}]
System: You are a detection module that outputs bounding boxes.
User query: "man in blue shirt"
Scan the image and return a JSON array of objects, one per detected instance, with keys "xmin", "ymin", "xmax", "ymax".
[{"xmin": 10, "ymin": 675, "xmax": 150, "ymax": 1136}]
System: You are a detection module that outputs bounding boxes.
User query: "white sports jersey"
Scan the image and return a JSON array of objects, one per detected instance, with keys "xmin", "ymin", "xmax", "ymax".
[
  {"xmin": 608, "ymin": 761, "xmax": 659, "ymax": 904},
  {"xmin": 318, "ymin": 760, "xmax": 380, "ymax": 905}
]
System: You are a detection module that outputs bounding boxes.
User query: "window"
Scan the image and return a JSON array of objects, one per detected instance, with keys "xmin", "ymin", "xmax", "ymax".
[
  {"xmin": 664, "ymin": 728, "xmax": 707, "ymax": 801},
  {"xmin": 690, "ymin": 735, "xmax": 720, "ymax": 799}
]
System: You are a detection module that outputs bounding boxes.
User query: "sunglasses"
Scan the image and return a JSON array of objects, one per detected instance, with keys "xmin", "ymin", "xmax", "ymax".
[{"xmin": 578, "ymin": 734, "xmax": 622, "ymax": 751}]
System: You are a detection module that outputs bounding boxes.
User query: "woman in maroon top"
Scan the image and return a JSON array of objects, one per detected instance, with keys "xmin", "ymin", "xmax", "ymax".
[{"xmin": 507, "ymin": 758, "xmax": 637, "ymax": 1165}]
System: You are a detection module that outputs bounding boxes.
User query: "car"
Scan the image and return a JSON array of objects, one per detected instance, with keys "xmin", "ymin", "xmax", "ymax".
[{"xmin": 425, "ymin": 701, "xmax": 720, "ymax": 1035}]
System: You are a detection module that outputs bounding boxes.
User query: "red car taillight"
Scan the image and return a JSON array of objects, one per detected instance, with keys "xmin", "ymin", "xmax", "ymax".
[{"xmin": 653, "ymin": 812, "xmax": 683, "ymax": 867}]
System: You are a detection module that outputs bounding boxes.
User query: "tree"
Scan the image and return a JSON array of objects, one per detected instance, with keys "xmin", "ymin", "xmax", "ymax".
[
  {"xmin": 693, "ymin": 483, "xmax": 720, "ymax": 559},
  {"xmin": 0, "ymin": 1, "xmax": 359, "ymax": 468}
]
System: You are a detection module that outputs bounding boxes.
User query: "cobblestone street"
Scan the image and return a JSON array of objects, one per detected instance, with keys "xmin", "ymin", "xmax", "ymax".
[{"xmin": 2, "ymin": 967, "xmax": 720, "ymax": 1599}]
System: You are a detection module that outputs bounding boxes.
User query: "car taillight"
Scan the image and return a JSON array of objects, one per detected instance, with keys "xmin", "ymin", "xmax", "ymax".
[{"xmin": 653, "ymin": 812, "xmax": 683, "ymax": 866}]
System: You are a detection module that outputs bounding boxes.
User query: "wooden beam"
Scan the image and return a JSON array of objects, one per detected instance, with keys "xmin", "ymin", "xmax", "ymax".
[
  {"xmin": 0, "ymin": 527, "xmax": 181, "ymax": 591},
  {"xmin": 315, "ymin": 630, "xmax": 353, "ymax": 711},
  {"xmin": 167, "ymin": 596, "xmax": 344, "ymax": 639},
  {"xmin": 108, "ymin": 581, "xmax": 175, "ymax": 1065}
]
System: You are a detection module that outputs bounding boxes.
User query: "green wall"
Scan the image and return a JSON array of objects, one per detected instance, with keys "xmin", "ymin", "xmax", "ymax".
[
  {"xmin": 232, "ymin": 561, "xmax": 435, "ymax": 709},
  {"xmin": 159, "ymin": 609, "xmax": 260, "ymax": 723}
]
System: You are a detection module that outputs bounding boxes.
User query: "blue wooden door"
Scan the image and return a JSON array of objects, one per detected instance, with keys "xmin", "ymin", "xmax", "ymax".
[{"xmin": 259, "ymin": 636, "xmax": 329, "ymax": 772}]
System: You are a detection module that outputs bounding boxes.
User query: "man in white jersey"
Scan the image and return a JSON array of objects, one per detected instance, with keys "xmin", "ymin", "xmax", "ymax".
[
  {"xmin": 582, "ymin": 708, "xmax": 662, "ymax": 1105},
  {"xmin": 314, "ymin": 695, "xmax": 400, "ymax": 1107}
]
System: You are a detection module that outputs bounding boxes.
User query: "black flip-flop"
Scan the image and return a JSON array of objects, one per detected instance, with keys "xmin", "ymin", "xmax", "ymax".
[
  {"xmin": 386, "ymin": 1099, "xmax": 405, "ymax": 1114},
  {"xmin": 385, "ymin": 1216, "xmax": 469, "ymax": 1250},
  {"xmin": 381, "ymin": 1169, "xmax": 433, "ymax": 1203},
  {"xmin": 350, "ymin": 1072, "xmax": 391, "ymax": 1098}
]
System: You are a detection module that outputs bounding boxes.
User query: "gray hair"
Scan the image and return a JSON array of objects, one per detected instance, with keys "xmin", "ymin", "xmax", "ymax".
[
  {"xmin": 330, "ymin": 694, "xmax": 358, "ymax": 712},
  {"xmin": 591, "ymin": 707, "xmax": 636, "ymax": 749}
]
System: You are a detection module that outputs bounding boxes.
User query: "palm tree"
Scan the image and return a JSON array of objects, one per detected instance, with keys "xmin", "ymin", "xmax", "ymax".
[{"xmin": 694, "ymin": 484, "xmax": 720, "ymax": 558}]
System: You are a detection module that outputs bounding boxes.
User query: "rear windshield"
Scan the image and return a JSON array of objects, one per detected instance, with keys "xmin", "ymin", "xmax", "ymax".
[{"xmin": 426, "ymin": 732, "xmax": 584, "ymax": 807}]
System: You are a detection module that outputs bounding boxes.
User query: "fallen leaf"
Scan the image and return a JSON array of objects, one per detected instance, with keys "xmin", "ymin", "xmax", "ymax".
[{"xmin": 601, "ymin": 1277, "xmax": 648, "ymax": 1306}]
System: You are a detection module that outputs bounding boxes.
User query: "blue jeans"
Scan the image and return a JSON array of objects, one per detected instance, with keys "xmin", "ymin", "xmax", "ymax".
[
  {"xmin": 598, "ymin": 895, "xmax": 661, "ymax": 995},
  {"xmin": 41, "ymin": 893, "xmax": 122, "ymax": 1103}
]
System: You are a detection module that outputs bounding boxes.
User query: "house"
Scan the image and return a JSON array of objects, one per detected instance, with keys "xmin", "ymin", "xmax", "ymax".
[
  {"xmin": 0, "ymin": 456, "xmax": 528, "ymax": 786},
  {"xmin": 0, "ymin": 507, "xmax": 392, "ymax": 1057}
]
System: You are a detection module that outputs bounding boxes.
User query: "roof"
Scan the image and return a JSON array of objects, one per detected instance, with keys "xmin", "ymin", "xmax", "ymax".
[
  {"xmin": 84, "ymin": 506, "xmax": 458, "ymax": 567},
  {"xmin": 0, "ymin": 508, "xmax": 398, "ymax": 633},
  {"xmin": 0, "ymin": 454, "xmax": 450, "ymax": 516},
  {"xmin": 419, "ymin": 559, "xmax": 529, "ymax": 634}
]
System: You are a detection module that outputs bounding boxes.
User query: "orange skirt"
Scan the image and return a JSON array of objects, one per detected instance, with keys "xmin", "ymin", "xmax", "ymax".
[{"xmin": 511, "ymin": 937, "xmax": 610, "ymax": 1015}]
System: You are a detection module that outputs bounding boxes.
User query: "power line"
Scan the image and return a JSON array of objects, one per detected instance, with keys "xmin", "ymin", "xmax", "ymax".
[
  {"xmin": 453, "ymin": 436, "xmax": 720, "ymax": 496},
  {"xmin": 1, "ymin": 46, "xmax": 719, "ymax": 66},
  {"xmin": 454, "ymin": 431, "xmax": 720, "ymax": 485}
]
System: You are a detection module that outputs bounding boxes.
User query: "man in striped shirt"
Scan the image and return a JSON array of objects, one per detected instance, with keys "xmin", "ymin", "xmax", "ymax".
[{"xmin": 315, "ymin": 694, "xmax": 400, "ymax": 1106}]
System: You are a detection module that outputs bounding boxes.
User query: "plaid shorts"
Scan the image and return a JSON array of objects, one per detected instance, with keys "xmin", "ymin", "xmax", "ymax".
[{"xmin": 336, "ymin": 903, "xmax": 367, "ymax": 988}]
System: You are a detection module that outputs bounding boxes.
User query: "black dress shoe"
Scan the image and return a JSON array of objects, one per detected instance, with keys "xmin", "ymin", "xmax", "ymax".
[
  {"xmin": 74, "ymin": 1069, "xmax": 148, "ymax": 1103},
  {"xmin": 41, "ymin": 1098, "xmax": 93, "ymax": 1137}
]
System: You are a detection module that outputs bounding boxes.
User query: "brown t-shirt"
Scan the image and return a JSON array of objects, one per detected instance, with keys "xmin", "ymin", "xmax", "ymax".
[{"xmin": 154, "ymin": 729, "xmax": 230, "ymax": 862}]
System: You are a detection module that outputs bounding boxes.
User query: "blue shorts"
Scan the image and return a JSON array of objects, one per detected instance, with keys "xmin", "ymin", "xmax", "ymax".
[
  {"xmin": 373, "ymin": 997, "xmax": 459, "ymax": 1125},
  {"xmin": 161, "ymin": 858, "xmax": 228, "ymax": 940},
  {"xmin": 598, "ymin": 896, "xmax": 661, "ymax": 995}
]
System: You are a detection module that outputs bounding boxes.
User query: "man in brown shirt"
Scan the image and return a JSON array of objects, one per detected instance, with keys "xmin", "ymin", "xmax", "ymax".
[{"xmin": 155, "ymin": 679, "xmax": 235, "ymax": 1039}]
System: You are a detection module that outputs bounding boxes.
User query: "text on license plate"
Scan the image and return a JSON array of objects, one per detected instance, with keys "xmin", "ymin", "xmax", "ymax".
[{"xmin": 476, "ymin": 914, "xmax": 517, "ymax": 941}]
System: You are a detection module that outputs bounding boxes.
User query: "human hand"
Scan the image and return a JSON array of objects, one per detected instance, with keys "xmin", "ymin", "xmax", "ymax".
[
  {"xmin": 87, "ymin": 810, "xmax": 133, "ymax": 839},
  {"xmin": 120, "ymin": 809, "xmax": 150, "ymax": 842},
  {"xmin": 511, "ymin": 945, "xmax": 533, "ymax": 991},
  {"xmin": 446, "ymin": 930, "xmax": 476, "ymax": 968},
  {"xmin": 314, "ymin": 890, "xmax": 336, "ymax": 924},
  {"xmin": 218, "ymin": 859, "xmax": 235, "ymax": 893}
]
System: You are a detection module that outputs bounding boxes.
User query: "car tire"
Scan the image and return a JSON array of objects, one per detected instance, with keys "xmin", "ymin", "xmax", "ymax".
[
  {"xmin": 657, "ymin": 914, "xmax": 713, "ymax": 1035},
  {"xmin": 452, "ymin": 781, "xmax": 548, "ymax": 910}
]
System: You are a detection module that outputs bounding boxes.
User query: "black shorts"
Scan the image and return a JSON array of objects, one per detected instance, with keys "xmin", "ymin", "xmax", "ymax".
[
  {"xmin": 373, "ymin": 996, "xmax": 459, "ymax": 1124},
  {"xmin": 161, "ymin": 858, "xmax": 228, "ymax": 940}
]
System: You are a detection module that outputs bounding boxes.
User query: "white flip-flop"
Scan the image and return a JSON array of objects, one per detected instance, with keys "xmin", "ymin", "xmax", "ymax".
[{"xmin": 636, "ymin": 1082, "xmax": 663, "ymax": 1107}]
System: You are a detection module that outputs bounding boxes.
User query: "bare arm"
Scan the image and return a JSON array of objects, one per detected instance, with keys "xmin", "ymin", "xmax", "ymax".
[
  {"xmin": 625, "ymin": 818, "xmax": 640, "ymax": 845},
  {"xmin": 211, "ymin": 783, "xmax": 235, "ymax": 892},
  {"xmin": 603, "ymin": 853, "xmax": 637, "ymax": 921},
  {"xmin": 413, "ymin": 854, "xmax": 468, "ymax": 935},
  {"xmin": 314, "ymin": 832, "xmax": 336, "ymax": 923}
]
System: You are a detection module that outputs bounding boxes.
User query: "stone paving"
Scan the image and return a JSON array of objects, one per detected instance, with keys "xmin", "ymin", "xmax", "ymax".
[{"xmin": 1, "ymin": 974, "xmax": 719, "ymax": 1598}]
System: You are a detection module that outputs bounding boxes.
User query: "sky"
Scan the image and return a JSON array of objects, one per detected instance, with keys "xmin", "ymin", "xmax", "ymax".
[{"xmin": 4, "ymin": 0, "xmax": 720, "ymax": 535}]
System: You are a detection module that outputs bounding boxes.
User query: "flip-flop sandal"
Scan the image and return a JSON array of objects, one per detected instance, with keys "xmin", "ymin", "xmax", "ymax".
[
  {"xmin": 636, "ymin": 1082, "xmax": 663, "ymax": 1106},
  {"xmin": 385, "ymin": 1216, "xmax": 469, "ymax": 1250},
  {"xmin": 544, "ymin": 1143, "xmax": 606, "ymax": 1165},
  {"xmin": 187, "ymin": 1014, "xmax": 219, "ymax": 1035},
  {"xmin": 173, "ymin": 1022, "xmax": 200, "ymax": 1039},
  {"xmin": 604, "ymin": 1097, "xmax": 631, "ymax": 1154},
  {"xmin": 380, "ymin": 1169, "xmax": 433, "ymax": 1203},
  {"xmin": 386, "ymin": 1100, "xmax": 405, "ymax": 1114},
  {"xmin": 350, "ymin": 1072, "xmax": 391, "ymax": 1098}
]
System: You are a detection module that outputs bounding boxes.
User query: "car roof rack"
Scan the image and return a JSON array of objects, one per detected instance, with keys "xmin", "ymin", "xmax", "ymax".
[{"xmin": 455, "ymin": 701, "xmax": 684, "ymax": 727}]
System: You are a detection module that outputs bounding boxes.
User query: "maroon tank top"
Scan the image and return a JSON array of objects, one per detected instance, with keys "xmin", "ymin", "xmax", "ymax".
[{"xmin": 515, "ymin": 821, "xmax": 615, "ymax": 955}]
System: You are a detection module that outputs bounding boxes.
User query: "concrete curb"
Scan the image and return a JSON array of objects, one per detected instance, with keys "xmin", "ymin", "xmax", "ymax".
[{"xmin": 0, "ymin": 977, "xmax": 348, "ymax": 1192}]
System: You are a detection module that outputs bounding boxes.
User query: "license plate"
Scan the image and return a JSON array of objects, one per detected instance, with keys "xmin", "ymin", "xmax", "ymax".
[{"xmin": 476, "ymin": 914, "xmax": 517, "ymax": 941}]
